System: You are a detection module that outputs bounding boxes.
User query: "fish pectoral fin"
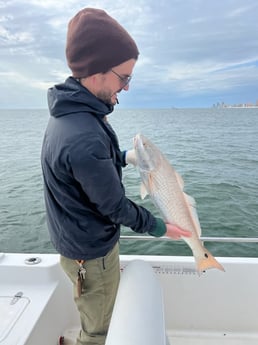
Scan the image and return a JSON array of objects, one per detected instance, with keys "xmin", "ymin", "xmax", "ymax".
[
  {"xmin": 140, "ymin": 171, "xmax": 156, "ymax": 199},
  {"xmin": 140, "ymin": 183, "xmax": 149, "ymax": 199},
  {"xmin": 184, "ymin": 192, "xmax": 202, "ymax": 236}
]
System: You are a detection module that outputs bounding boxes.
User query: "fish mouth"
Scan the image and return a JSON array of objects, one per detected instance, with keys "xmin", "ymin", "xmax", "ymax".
[
  {"xmin": 133, "ymin": 134, "xmax": 153, "ymax": 171},
  {"xmin": 133, "ymin": 133, "xmax": 142, "ymax": 149}
]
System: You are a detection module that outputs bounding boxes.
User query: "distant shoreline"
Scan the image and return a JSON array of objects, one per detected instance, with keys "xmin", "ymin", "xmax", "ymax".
[{"xmin": 215, "ymin": 106, "xmax": 258, "ymax": 109}]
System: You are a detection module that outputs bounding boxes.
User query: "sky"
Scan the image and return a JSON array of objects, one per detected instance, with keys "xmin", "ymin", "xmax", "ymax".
[{"xmin": 1, "ymin": 0, "xmax": 258, "ymax": 109}]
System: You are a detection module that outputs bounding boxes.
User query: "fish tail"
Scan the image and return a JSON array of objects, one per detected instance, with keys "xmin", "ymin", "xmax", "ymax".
[{"xmin": 195, "ymin": 248, "xmax": 225, "ymax": 274}]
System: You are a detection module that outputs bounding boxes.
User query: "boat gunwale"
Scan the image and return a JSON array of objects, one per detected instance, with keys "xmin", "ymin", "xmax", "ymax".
[{"xmin": 120, "ymin": 235, "xmax": 258, "ymax": 243}]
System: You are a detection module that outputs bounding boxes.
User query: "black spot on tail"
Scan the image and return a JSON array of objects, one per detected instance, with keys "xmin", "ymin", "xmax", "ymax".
[{"xmin": 204, "ymin": 253, "xmax": 209, "ymax": 258}]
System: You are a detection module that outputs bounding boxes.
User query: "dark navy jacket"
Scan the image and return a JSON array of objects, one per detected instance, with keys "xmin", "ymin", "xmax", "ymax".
[{"xmin": 41, "ymin": 77, "xmax": 157, "ymax": 260}]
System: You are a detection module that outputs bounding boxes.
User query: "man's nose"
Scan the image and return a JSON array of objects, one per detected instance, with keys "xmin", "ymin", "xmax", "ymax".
[{"xmin": 123, "ymin": 84, "xmax": 130, "ymax": 91}]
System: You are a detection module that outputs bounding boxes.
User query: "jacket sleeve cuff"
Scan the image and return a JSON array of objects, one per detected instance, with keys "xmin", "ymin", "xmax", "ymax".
[
  {"xmin": 148, "ymin": 217, "xmax": 166, "ymax": 237},
  {"xmin": 121, "ymin": 150, "xmax": 127, "ymax": 167}
]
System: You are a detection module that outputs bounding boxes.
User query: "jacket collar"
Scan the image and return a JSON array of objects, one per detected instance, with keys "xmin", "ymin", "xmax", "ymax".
[{"xmin": 48, "ymin": 76, "xmax": 114, "ymax": 119}]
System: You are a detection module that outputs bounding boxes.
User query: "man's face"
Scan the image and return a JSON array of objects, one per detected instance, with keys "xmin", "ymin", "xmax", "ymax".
[{"xmin": 97, "ymin": 59, "xmax": 136, "ymax": 105}]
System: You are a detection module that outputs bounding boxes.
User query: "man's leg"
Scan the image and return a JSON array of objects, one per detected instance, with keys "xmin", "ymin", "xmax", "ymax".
[{"xmin": 60, "ymin": 243, "xmax": 120, "ymax": 345}]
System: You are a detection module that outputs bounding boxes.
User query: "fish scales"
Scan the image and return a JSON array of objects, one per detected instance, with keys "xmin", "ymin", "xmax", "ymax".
[{"xmin": 134, "ymin": 133, "xmax": 224, "ymax": 274}]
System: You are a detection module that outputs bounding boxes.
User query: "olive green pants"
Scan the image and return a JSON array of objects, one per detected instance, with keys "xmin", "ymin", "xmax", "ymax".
[{"xmin": 60, "ymin": 242, "xmax": 120, "ymax": 345}]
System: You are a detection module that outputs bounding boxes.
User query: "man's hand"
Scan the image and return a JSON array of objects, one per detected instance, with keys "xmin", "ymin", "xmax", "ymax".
[
  {"xmin": 165, "ymin": 223, "xmax": 192, "ymax": 240},
  {"xmin": 125, "ymin": 149, "xmax": 137, "ymax": 166}
]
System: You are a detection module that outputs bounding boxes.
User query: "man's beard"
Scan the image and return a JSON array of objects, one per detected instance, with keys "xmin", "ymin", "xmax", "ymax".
[
  {"xmin": 96, "ymin": 88, "xmax": 121, "ymax": 105},
  {"xmin": 96, "ymin": 89, "xmax": 114, "ymax": 105}
]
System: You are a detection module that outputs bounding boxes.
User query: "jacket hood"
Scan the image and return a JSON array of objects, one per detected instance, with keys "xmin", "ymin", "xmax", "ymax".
[{"xmin": 47, "ymin": 76, "xmax": 114, "ymax": 118}]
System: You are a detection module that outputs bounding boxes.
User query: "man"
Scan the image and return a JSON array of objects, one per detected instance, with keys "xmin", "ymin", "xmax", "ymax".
[{"xmin": 41, "ymin": 8, "xmax": 190, "ymax": 345}]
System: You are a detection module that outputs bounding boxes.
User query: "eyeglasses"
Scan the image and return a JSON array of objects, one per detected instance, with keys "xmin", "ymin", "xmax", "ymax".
[{"xmin": 111, "ymin": 69, "xmax": 132, "ymax": 87}]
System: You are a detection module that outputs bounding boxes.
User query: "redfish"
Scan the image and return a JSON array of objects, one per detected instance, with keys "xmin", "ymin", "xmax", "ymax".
[{"xmin": 134, "ymin": 133, "xmax": 224, "ymax": 274}]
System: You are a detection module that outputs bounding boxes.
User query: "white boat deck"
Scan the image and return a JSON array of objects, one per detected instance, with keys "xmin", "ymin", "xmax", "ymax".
[
  {"xmin": 0, "ymin": 252, "xmax": 257, "ymax": 345},
  {"xmin": 0, "ymin": 253, "xmax": 79, "ymax": 345},
  {"xmin": 59, "ymin": 327, "xmax": 258, "ymax": 345},
  {"xmin": 167, "ymin": 332, "xmax": 258, "ymax": 345}
]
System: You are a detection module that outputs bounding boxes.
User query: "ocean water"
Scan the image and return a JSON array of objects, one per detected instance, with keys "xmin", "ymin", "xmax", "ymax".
[{"xmin": 0, "ymin": 108, "xmax": 257, "ymax": 257}]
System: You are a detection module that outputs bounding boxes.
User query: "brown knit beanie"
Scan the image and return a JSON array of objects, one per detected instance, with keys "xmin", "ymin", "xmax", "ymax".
[{"xmin": 66, "ymin": 8, "xmax": 139, "ymax": 78}]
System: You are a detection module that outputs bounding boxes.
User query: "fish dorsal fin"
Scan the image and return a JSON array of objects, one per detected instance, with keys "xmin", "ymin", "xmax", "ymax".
[
  {"xmin": 184, "ymin": 192, "xmax": 202, "ymax": 236},
  {"xmin": 140, "ymin": 183, "xmax": 148, "ymax": 199},
  {"xmin": 175, "ymin": 171, "xmax": 184, "ymax": 190}
]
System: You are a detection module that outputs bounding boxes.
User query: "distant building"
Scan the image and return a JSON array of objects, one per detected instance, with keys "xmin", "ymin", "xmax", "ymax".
[{"xmin": 213, "ymin": 100, "xmax": 258, "ymax": 108}]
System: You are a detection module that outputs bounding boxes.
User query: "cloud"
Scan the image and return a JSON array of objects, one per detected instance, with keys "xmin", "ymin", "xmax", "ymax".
[{"xmin": 1, "ymin": 0, "xmax": 258, "ymax": 108}]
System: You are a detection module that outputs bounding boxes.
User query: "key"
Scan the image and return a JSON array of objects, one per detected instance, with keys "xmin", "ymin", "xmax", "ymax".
[
  {"xmin": 76, "ymin": 260, "xmax": 86, "ymax": 297},
  {"xmin": 79, "ymin": 266, "xmax": 86, "ymax": 280},
  {"xmin": 77, "ymin": 273, "xmax": 82, "ymax": 298}
]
